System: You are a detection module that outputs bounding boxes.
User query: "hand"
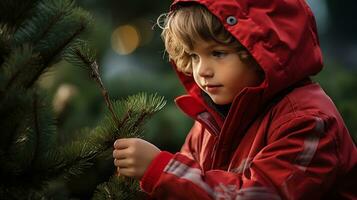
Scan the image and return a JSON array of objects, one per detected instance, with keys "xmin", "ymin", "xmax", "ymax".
[{"xmin": 113, "ymin": 138, "xmax": 160, "ymax": 179}]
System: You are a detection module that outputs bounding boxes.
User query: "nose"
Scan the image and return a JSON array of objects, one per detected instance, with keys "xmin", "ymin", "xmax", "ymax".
[{"xmin": 197, "ymin": 58, "xmax": 213, "ymax": 77}]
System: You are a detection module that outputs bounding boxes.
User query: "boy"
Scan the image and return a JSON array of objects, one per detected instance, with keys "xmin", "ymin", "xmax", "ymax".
[{"xmin": 113, "ymin": 0, "xmax": 357, "ymax": 199}]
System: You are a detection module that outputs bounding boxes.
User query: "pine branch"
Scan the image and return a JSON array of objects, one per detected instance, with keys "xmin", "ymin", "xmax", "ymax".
[
  {"xmin": 0, "ymin": 44, "xmax": 40, "ymax": 91},
  {"xmin": 55, "ymin": 93, "xmax": 166, "ymax": 180},
  {"xmin": 8, "ymin": 0, "xmax": 92, "ymax": 89},
  {"xmin": 26, "ymin": 21, "xmax": 86, "ymax": 88},
  {"xmin": 0, "ymin": 24, "xmax": 13, "ymax": 68},
  {"xmin": 92, "ymin": 176, "xmax": 145, "ymax": 200},
  {"xmin": 41, "ymin": 93, "xmax": 165, "ymax": 199},
  {"xmin": 89, "ymin": 94, "xmax": 165, "ymax": 200},
  {"xmin": 0, "ymin": 90, "xmax": 61, "ymax": 197},
  {"xmin": 26, "ymin": 10, "xmax": 91, "ymax": 88},
  {"xmin": 114, "ymin": 93, "xmax": 166, "ymax": 139},
  {"xmin": 14, "ymin": 0, "xmax": 77, "ymax": 46},
  {"xmin": 31, "ymin": 92, "xmax": 40, "ymax": 167},
  {"xmin": 1, "ymin": 1, "xmax": 166, "ymax": 199},
  {"xmin": 0, "ymin": 0, "xmax": 39, "ymax": 29},
  {"xmin": 63, "ymin": 40, "xmax": 120, "ymax": 130}
]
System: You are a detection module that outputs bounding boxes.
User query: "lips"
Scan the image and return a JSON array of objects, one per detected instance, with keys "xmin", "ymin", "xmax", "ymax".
[
  {"xmin": 206, "ymin": 85, "xmax": 221, "ymax": 88},
  {"xmin": 203, "ymin": 84, "xmax": 222, "ymax": 88},
  {"xmin": 203, "ymin": 84, "xmax": 222, "ymax": 93}
]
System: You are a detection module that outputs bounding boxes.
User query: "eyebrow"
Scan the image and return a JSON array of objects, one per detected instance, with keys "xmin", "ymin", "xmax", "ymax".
[{"xmin": 191, "ymin": 44, "xmax": 225, "ymax": 52}]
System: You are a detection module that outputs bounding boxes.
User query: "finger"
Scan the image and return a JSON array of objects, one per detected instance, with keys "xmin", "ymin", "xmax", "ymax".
[
  {"xmin": 117, "ymin": 167, "xmax": 134, "ymax": 178},
  {"xmin": 114, "ymin": 159, "xmax": 119, "ymax": 167},
  {"xmin": 114, "ymin": 158, "xmax": 125, "ymax": 167},
  {"xmin": 112, "ymin": 149, "xmax": 127, "ymax": 159},
  {"xmin": 113, "ymin": 158, "xmax": 134, "ymax": 168},
  {"xmin": 113, "ymin": 147, "xmax": 133, "ymax": 159},
  {"xmin": 113, "ymin": 138, "xmax": 131, "ymax": 149}
]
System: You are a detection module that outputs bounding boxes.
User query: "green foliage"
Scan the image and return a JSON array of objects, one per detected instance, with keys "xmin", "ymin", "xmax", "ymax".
[
  {"xmin": 1, "ymin": 44, "xmax": 40, "ymax": 89},
  {"xmin": 93, "ymin": 176, "xmax": 144, "ymax": 200},
  {"xmin": 0, "ymin": 91, "xmax": 165, "ymax": 199},
  {"xmin": 60, "ymin": 93, "xmax": 166, "ymax": 199},
  {"xmin": 66, "ymin": 93, "xmax": 166, "ymax": 158},
  {"xmin": 1, "ymin": 0, "xmax": 167, "ymax": 199},
  {"xmin": 0, "ymin": 0, "xmax": 40, "ymax": 27},
  {"xmin": 63, "ymin": 39, "xmax": 96, "ymax": 70},
  {"xmin": 0, "ymin": 0, "xmax": 94, "ymax": 198},
  {"xmin": 2, "ymin": 0, "xmax": 92, "ymax": 89},
  {"xmin": 111, "ymin": 93, "xmax": 166, "ymax": 138}
]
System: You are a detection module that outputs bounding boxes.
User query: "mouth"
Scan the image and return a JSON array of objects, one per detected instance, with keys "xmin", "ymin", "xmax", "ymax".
[
  {"xmin": 203, "ymin": 84, "xmax": 223, "ymax": 93},
  {"xmin": 204, "ymin": 84, "xmax": 222, "ymax": 88}
]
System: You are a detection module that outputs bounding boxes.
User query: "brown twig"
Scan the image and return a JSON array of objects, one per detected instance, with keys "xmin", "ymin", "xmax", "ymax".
[{"xmin": 89, "ymin": 61, "xmax": 120, "ymax": 128}]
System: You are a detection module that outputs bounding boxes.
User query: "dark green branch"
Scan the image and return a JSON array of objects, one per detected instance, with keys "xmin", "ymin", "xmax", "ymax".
[
  {"xmin": 30, "ymin": 92, "xmax": 40, "ymax": 168},
  {"xmin": 26, "ymin": 24, "xmax": 85, "ymax": 88}
]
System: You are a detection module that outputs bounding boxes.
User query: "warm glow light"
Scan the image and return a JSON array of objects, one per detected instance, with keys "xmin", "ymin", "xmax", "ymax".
[
  {"xmin": 111, "ymin": 25, "xmax": 140, "ymax": 55},
  {"xmin": 53, "ymin": 84, "xmax": 77, "ymax": 114}
]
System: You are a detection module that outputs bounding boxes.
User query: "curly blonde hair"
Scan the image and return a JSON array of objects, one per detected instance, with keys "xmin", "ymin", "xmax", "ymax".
[{"xmin": 158, "ymin": 4, "xmax": 258, "ymax": 75}]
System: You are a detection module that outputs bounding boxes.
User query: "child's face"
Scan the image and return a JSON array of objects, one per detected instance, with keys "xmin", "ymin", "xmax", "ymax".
[{"xmin": 188, "ymin": 40, "xmax": 262, "ymax": 105}]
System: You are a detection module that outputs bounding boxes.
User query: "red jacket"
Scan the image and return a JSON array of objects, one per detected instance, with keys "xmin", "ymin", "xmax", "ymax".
[{"xmin": 140, "ymin": 0, "xmax": 357, "ymax": 199}]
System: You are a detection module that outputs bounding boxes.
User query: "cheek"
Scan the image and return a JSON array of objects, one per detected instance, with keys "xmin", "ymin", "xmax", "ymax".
[
  {"xmin": 233, "ymin": 67, "xmax": 261, "ymax": 87},
  {"xmin": 224, "ymin": 73, "xmax": 249, "ymax": 95},
  {"xmin": 224, "ymin": 71, "xmax": 244, "ymax": 88}
]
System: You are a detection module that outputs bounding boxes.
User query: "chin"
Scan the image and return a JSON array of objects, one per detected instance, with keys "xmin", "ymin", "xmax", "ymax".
[{"xmin": 211, "ymin": 97, "xmax": 232, "ymax": 105}]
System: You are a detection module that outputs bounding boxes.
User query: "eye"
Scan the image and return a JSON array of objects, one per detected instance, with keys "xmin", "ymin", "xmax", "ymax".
[{"xmin": 212, "ymin": 51, "xmax": 227, "ymax": 58}]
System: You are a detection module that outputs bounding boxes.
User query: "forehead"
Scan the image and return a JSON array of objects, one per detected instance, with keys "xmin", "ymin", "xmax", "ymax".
[{"xmin": 189, "ymin": 39, "xmax": 230, "ymax": 52}]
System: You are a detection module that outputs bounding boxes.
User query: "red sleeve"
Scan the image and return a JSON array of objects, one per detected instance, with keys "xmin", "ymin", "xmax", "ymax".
[
  {"xmin": 140, "ymin": 115, "xmax": 353, "ymax": 199},
  {"xmin": 140, "ymin": 151, "xmax": 173, "ymax": 193}
]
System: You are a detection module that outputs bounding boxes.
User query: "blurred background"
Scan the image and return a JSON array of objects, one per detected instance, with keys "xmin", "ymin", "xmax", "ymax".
[
  {"xmin": 36, "ymin": 0, "xmax": 357, "ymax": 199},
  {"xmin": 40, "ymin": 0, "xmax": 356, "ymax": 198}
]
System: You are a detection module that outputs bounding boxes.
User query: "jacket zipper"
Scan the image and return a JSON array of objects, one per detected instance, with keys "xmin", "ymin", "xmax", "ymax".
[{"xmin": 196, "ymin": 112, "xmax": 220, "ymax": 169}]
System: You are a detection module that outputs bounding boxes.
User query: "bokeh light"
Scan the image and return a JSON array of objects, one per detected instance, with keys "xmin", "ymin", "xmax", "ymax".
[{"xmin": 111, "ymin": 24, "xmax": 140, "ymax": 55}]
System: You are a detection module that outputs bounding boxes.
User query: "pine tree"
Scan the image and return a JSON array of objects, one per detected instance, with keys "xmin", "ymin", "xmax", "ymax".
[{"xmin": 0, "ymin": 0, "xmax": 165, "ymax": 199}]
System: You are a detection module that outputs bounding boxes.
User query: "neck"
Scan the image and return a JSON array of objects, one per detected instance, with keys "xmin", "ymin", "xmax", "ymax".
[{"xmin": 201, "ymin": 91, "xmax": 231, "ymax": 118}]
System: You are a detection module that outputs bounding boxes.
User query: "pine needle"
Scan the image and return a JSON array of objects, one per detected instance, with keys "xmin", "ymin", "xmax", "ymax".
[
  {"xmin": 63, "ymin": 39, "xmax": 121, "ymax": 133},
  {"xmin": 92, "ymin": 176, "xmax": 144, "ymax": 200}
]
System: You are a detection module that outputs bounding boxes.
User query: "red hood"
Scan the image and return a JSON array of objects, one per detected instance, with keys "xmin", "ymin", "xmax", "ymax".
[
  {"xmin": 171, "ymin": 0, "xmax": 323, "ymax": 101},
  {"xmin": 171, "ymin": 0, "xmax": 323, "ymax": 163},
  {"xmin": 171, "ymin": 0, "xmax": 323, "ymax": 116}
]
